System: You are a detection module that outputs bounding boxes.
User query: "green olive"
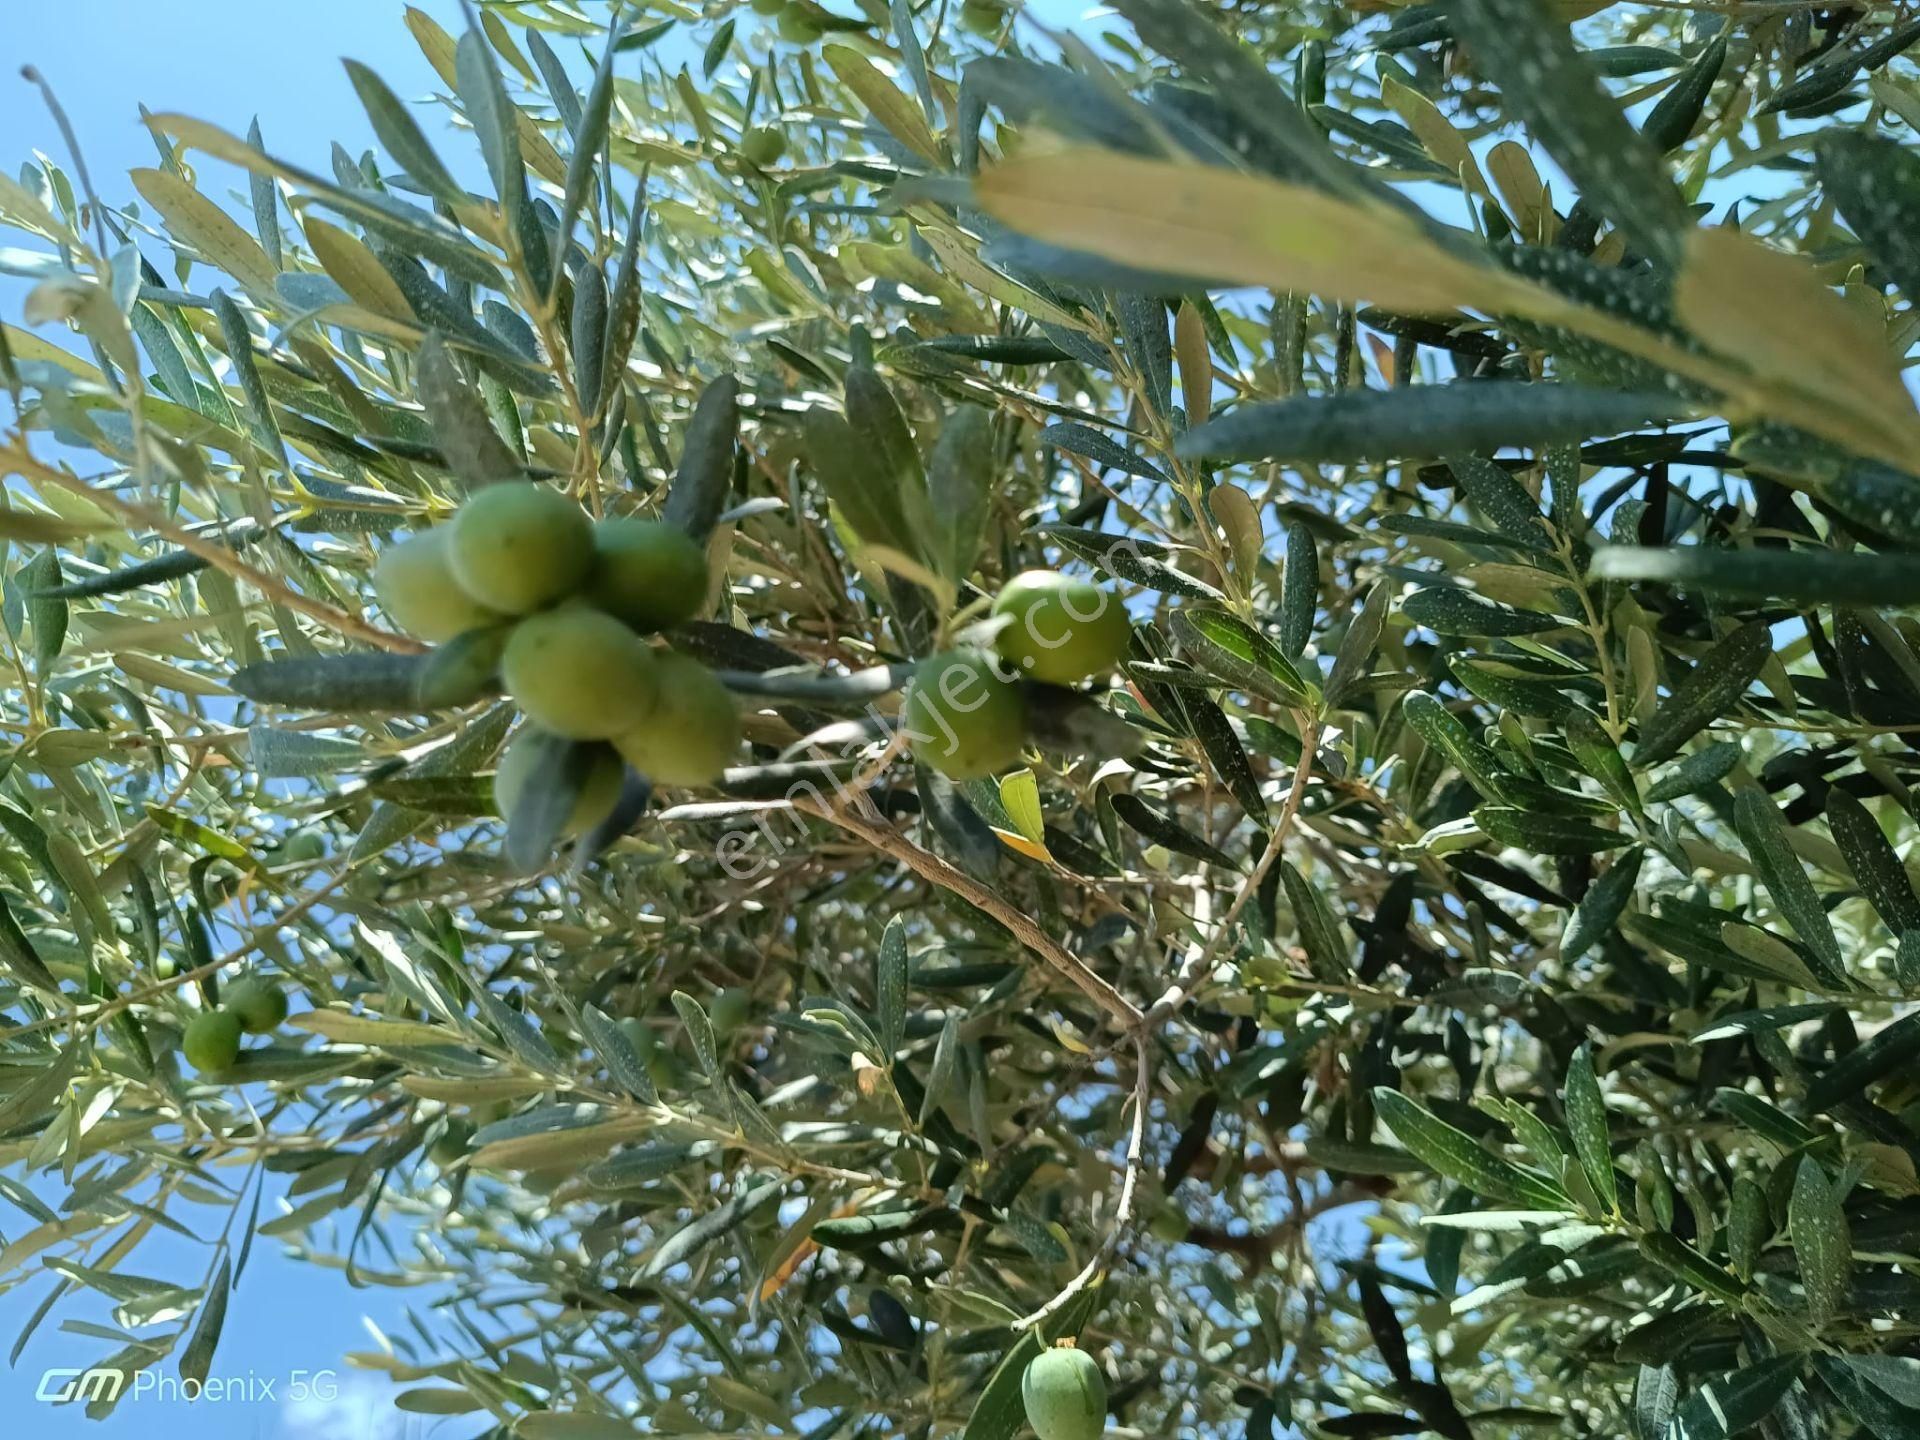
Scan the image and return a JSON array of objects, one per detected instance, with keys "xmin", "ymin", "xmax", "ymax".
[
  {"xmin": 374, "ymin": 528, "xmax": 506, "ymax": 642},
  {"xmin": 585, "ymin": 518, "xmax": 710, "ymax": 631},
  {"xmin": 281, "ymin": 828, "xmax": 328, "ymax": 863},
  {"xmin": 226, "ymin": 978, "xmax": 288, "ymax": 1035},
  {"xmin": 740, "ymin": 125, "xmax": 788, "ymax": 167},
  {"xmin": 776, "ymin": 5, "xmax": 823, "ymax": 43},
  {"xmin": 430, "ymin": 1119, "xmax": 474, "ymax": 1166},
  {"xmin": 709, "ymin": 987, "xmax": 752, "ymax": 1037},
  {"xmin": 448, "ymin": 484, "xmax": 594, "ymax": 615},
  {"xmin": 1022, "ymin": 1345, "xmax": 1108, "ymax": 1440},
  {"xmin": 901, "ymin": 649, "xmax": 1026, "ymax": 780},
  {"xmin": 991, "ymin": 570, "xmax": 1130, "ymax": 684},
  {"xmin": 959, "ymin": 0, "xmax": 1005, "ymax": 35},
  {"xmin": 493, "ymin": 727, "xmax": 626, "ymax": 836},
  {"xmin": 183, "ymin": 1009, "xmax": 243, "ymax": 1075},
  {"xmin": 616, "ymin": 1017, "xmax": 656, "ymax": 1057},
  {"xmin": 502, "ymin": 608, "xmax": 660, "ymax": 739},
  {"xmin": 612, "ymin": 654, "xmax": 740, "ymax": 786}
]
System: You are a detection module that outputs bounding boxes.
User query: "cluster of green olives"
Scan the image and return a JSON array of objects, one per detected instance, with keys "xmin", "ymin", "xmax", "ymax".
[
  {"xmin": 372, "ymin": 484, "xmax": 743, "ymax": 835},
  {"xmin": 903, "ymin": 570, "xmax": 1129, "ymax": 780},
  {"xmin": 181, "ymin": 977, "xmax": 288, "ymax": 1075},
  {"xmin": 1023, "ymin": 1343, "xmax": 1108, "ymax": 1440}
]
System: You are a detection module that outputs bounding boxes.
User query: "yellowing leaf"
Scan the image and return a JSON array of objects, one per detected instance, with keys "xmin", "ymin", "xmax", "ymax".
[
  {"xmin": 824, "ymin": 45, "xmax": 943, "ymax": 166},
  {"xmin": 1486, "ymin": 141, "xmax": 1558, "ymax": 243},
  {"xmin": 973, "ymin": 148, "xmax": 1540, "ymax": 316},
  {"xmin": 1382, "ymin": 75, "xmax": 1491, "ymax": 200},
  {"xmin": 301, "ymin": 217, "xmax": 412, "ymax": 318},
  {"xmin": 997, "ymin": 769, "xmax": 1046, "ymax": 846},
  {"xmin": 989, "ymin": 826, "xmax": 1053, "ymax": 863},
  {"xmin": 129, "ymin": 168, "xmax": 279, "ymax": 295},
  {"xmin": 1677, "ymin": 226, "xmax": 1920, "ymax": 468}
]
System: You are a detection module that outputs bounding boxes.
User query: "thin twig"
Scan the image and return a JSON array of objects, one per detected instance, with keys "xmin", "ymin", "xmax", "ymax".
[
  {"xmin": 796, "ymin": 795, "xmax": 1142, "ymax": 1029},
  {"xmin": 1143, "ymin": 714, "xmax": 1320, "ymax": 1029},
  {"xmin": 1010, "ymin": 1030, "xmax": 1150, "ymax": 1332}
]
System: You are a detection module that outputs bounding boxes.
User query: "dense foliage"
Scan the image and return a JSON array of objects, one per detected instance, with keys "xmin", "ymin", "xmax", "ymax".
[{"xmin": 4, "ymin": 0, "xmax": 1920, "ymax": 1434}]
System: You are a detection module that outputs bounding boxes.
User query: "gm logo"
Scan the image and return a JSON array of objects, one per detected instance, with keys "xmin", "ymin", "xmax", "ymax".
[{"xmin": 35, "ymin": 1368, "xmax": 126, "ymax": 1404}]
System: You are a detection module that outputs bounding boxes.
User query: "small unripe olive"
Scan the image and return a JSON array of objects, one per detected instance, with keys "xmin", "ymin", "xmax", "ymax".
[
  {"xmin": 430, "ymin": 1119, "xmax": 474, "ymax": 1166},
  {"xmin": 617, "ymin": 1017, "xmax": 655, "ymax": 1057},
  {"xmin": 493, "ymin": 728, "xmax": 626, "ymax": 836},
  {"xmin": 586, "ymin": 518, "xmax": 710, "ymax": 632},
  {"xmin": 991, "ymin": 570, "xmax": 1130, "ymax": 684},
  {"xmin": 226, "ymin": 978, "xmax": 288, "ymax": 1035},
  {"xmin": 1022, "ymin": 1344, "xmax": 1107, "ymax": 1440},
  {"xmin": 281, "ymin": 828, "xmax": 328, "ymax": 863},
  {"xmin": 374, "ymin": 528, "xmax": 506, "ymax": 642},
  {"xmin": 448, "ymin": 484, "xmax": 594, "ymax": 615},
  {"xmin": 709, "ymin": 987, "xmax": 752, "ymax": 1037},
  {"xmin": 959, "ymin": 0, "xmax": 1005, "ymax": 35},
  {"xmin": 502, "ymin": 608, "xmax": 660, "ymax": 739},
  {"xmin": 612, "ymin": 654, "xmax": 740, "ymax": 786},
  {"xmin": 183, "ymin": 1009, "xmax": 243, "ymax": 1075},
  {"xmin": 740, "ymin": 125, "xmax": 787, "ymax": 167},
  {"xmin": 776, "ymin": 5, "xmax": 823, "ymax": 42},
  {"xmin": 901, "ymin": 649, "xmax": 1026, "ymax": 780}
]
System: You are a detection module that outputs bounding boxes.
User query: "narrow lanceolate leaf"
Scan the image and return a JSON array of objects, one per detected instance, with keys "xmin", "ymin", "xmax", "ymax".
[
  {"xmin": 0, "ymin": 893, "xmax": 60, "ymax": 994},
  {"xmin": 1733, "ymin": 789, "xmax": 1847, "ymax": 987},
  {"xmin": 1372, "ymin": 1088, "xmax": 1567, "ymax": 1209},
  {"xmin": 1788, "ymin": 1156, "xmax": 1851, "ymax": 1324},
  {"xmin": 1278, "ymin": 521, "xmax": 1317, "ymax": 658},
  {"xmin": 1815, "ymin": 129, "xmax": 1920, "ymax": 303},
  {"xmin": 1447, "ymin": 0, "xmax": 1688, "ymax": 264},
  {"xmin": 246, "ymin": 118, "xmax": 281, "ymax": 268},
  {"xmin": 211, "ymin": 290, "xmax": 286, "ymax": 467},
  {"xmin": 1826, "ymin": 789, "xmax": 1920, "ymax": 938},
  {"xmin": 1632, "ymin": 620, "xmax": 1770, "ymax": 766},
  {"xmin": 1172, "ymin": 607, "xmax": 1312, "ymax": 705},
  {"xmin": 1402, "ymin": 690, "xmax": 1506, "ymax": 799},
  {"xmin": 554, "ymin": 24, "xmax": 620, "ymax": 280},
  {"xmin": 456, "ymin": 27, "xmax": 527, "ymax": 227},
  {"xmin": 418, "ymin": 333, "xmax": 521, "ymax": 485},
  {"xmin": 232, "ymin": 654, "xmax": 428, "ymax": 712},
  {"xmin": 664, "ymin": 376, "xmax": 741, "ymax": 542},
  {"xmin": 928, "ymin": 407, "xmax": 995, "ymax": 584},
  {"xmin": 1446, "ymin": 453, "xmax": 1552, "ymax": 549},
  {"xmin": 1280, "ymin": 860, "xmax": 1351, "ymax": 980},
  {"xmin": 580, "ymin": 1004, "xmax": 657, "ymax": 1106},
  {"xmin": 1666, "ymin": 1359, "xmax": 1803, "ymax": 1439},
  {"xmin": 1178, "ymin": 384, "xmax": 1682, "ymax": 465},
  {"xmin": 178, "ymin": 1252, "xmax": 230, "ymax": 1391},
  {"xmin": 1111, "ymin": 792, "xmax": 1237, "ymax": 868},
  {"xmin": 1564, "ymin": 709, "xmax": 1639, "ymax": 814},
  {"xmin": 1806, "ymin": 1010, "xmax": 1920, "ymax": 1111},
  {"xmin": 128, "ymin": 168, "xmax": 279, "ymax": 295},
  {"xmin": 1475, "ymin": 806, "xmax": 1627, "ymax": 855},
  {"xmin": 1042, "ymin": 423, "xmax": 1170, "ymax": 485},
  {"xmin": 1590, "ymin": 545, "xmax": 1920, "ymax": 606},
  {"xmin": 876, "ymin": 916, "xmax": 908, "ymax": 1060},
  {"xmin": 824, "ymin": 45, "xmax": 942, "ymax": 166},
  {"xmin": 671, "ymin": 991, "xmax": 718, "ymax": 1078},
  {"xmin": 344, "ymin": 60, "xmax": 464, "ymax": 204},
  {"xmin": 1403, "ymin": 587, "xmax": 1558, "ymax": 638},
  {"xmin": 1563, "ymin": 1046, "xmax": 1616, "ymax": 1216},
  {"xmin": 1563, "ymin": 849, "xmax": 1641, "ymax": 962},
  {"xmin": 1640, "ymin": 32, "xmax": 1727, "ymax": 153}
]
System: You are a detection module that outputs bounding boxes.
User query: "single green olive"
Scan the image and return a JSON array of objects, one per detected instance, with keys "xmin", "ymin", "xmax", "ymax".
[
  {"xmin": 226, "ymin": 978, "xmax": 289, "ymax": 1035},
  {"xmin": 493, "ymin": 728, "xmax": 627, "ymax": 836},
  {"xmin": 585, "ymin": 517, "xmax": 710, "ymax": 632},
  {"xmin": 709, "ymin": 987, "xmax": 752, "ymax": 1037},
  {"xmin": 502, "ymin": 608, "xmax": 660, "ymax": 739},
  {"xmin": 448, "ymin": 484, "xmax": 594, "ymax": 615},
  {"xmin": 281, "ymin": 828, "xmax": 328, "ymax": 863},
  {"xmin": 990, "ymin": 570, "xmax": 1130, "ymax": 685},
  {"xmin": 740, "ymin": 125, "xmax": 788, "ymax": 167},
  {"xmin": 616, "ymin": 1017, "xmax": 656, "ymax": 1058},
  {"xmin": 612, "ymin": 654, "xmax": 740, "ymax": 786},
  {"xmin": 430, "ymin": 1119, "xmax": 474, "ymax": 1167},
  {"xmin": 1022, "ymin": 1344, "xmax": 1108, "ymax": 1440},
  {"xmin": 374, "ymin": 528, "xmax": 506, "ymax": 642},
  {"xmin": 183, "ymin": 1009, "xmax": 243, "ymax": 1075},
  {"xmin": 959, "ymin": 0, "xmax": 1005, "ymax": 35},
  {"xmin": 901, "ymin": 649, "xmax": 1026, "ymax": 780}
]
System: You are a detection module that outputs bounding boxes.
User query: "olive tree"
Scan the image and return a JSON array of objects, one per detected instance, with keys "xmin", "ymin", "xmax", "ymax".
[{"xmin": 3, "ymin": 0, "xmax": 1920, "ymax": 1435}]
